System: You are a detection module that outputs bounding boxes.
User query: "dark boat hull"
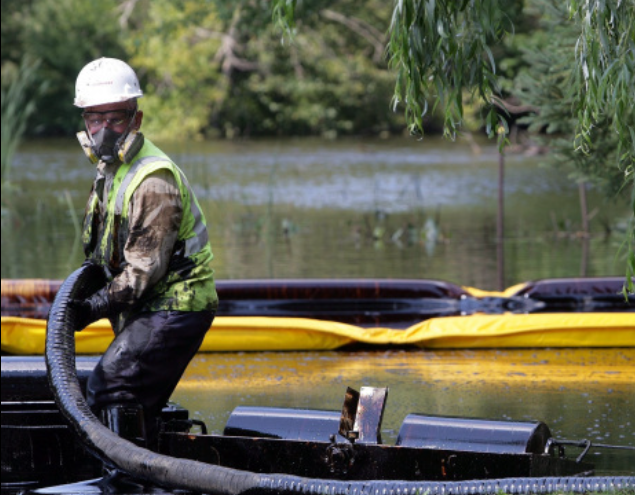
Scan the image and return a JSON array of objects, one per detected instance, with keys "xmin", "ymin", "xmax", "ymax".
[{"xmin": 0, "ymin": 356, "xmax": 596, "ymax": 489}]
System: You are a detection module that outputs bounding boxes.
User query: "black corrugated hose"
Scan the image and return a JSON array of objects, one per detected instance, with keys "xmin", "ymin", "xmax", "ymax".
[{"xmin": 45, "ymin": 264, "xmax": 635, "ymax": 495}]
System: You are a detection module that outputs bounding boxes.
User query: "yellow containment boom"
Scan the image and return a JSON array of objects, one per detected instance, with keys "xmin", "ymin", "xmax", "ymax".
[{"xmin": 2, "ymin": 312, "xmax": 633, "ymax": 355}]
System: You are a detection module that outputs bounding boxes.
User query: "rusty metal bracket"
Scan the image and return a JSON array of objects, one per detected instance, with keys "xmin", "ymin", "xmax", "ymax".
[
  {"xmin": 325, "ymin": 434, "xmax": 356, "ymax": 475},
  {"xmin": 338, "ymin": 387, "xmax": 360, "ymax": 441},
  {"xmin": 338, "ymin": 386, "xmax": 388, "ymax": 445}
]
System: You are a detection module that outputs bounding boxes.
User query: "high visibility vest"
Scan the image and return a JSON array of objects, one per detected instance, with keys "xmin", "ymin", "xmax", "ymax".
[{"xmin": 82, "ymin": 138, "xmax": 218, "ymax": 314}]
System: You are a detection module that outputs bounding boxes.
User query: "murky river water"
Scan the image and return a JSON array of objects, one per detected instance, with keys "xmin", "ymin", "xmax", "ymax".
[
  {"xmin": 172, "ymin": 348, "xmax": 635, "ymax": 476},
  {"xmin": 1, "ymin": 136, "xmax": 630, "ymax": 287},
  {"xmin": 1, "ymin": 137, "xmax": 633, "ymax": 480}
]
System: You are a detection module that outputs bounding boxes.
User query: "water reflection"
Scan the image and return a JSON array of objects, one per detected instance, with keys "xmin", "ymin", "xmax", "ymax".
[
  {"xmin": 3, "ymin": 137, "xmax": 628, "ymax": 290},
  {"xmin": 172, "ymin": 347, "xmax": 635, "ymax": 475}
]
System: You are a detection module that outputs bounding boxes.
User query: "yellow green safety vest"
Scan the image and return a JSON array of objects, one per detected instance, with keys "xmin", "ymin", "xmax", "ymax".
[{"xmin": 82, "ymin": 138, "xmax": 218, "ymax": 314}]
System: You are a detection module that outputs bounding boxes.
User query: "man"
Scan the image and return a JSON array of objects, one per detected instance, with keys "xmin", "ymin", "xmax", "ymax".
[{"xmin": 72, "ymin": 57, "xmax": 218, "ymax": 449}]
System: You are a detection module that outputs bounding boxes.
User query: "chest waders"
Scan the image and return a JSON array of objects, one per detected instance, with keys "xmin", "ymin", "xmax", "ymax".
[{"xmin": 81, "ymin": 140, "xmax": 217, "ymax": 453}]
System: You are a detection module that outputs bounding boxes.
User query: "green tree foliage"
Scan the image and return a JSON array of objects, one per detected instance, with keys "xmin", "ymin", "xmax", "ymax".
[
  {"xmin": 516, "ymin": 1, "xmax": 627, "ymax": 197},
  {"xmin": 272, "ymin": 0, "xmax": 634, "ymax": 291},
  {"xmin": 2, "ymin": 0, "xmax": 406, "ymax": 140},
  {"xmin": 514, "ymin": 2, "xmax": 633, "ymax": 293},
  {"xmin": 569, "ymin": 0, "xmax": 635, "ymax": 170},
  {"xmin": 236, "ymin": 1, "xmax": 402, "ymax": 138},
  {"xmin": 126, "ymin": 0, "xmax": 403, "ymax": 140},
  {"xmin": 1, "ymin": 1, "xmax": 33, "ymax": 66},
  {"xmin": 12, "ymin": 0, "xmax": 127, "ymax": 135},
  {"xmin": 273, "ymin": 0, "xmax": 524, "ymax": 139},
  {"xmin": 568, "ymin": 0, "xmax": 635, "ymax": 291},
  {"xmin": 121, "ymin": 0, "xmax": 229, "ymax": 140},
  {"xmin": 389, "ymin": 0, "xmax": 524, "ymax": 139}
]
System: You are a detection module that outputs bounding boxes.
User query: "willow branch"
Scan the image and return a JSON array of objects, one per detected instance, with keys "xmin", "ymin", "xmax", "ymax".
[{"xmin": 320, "ymin": 9, "xmax": 386, "ymax": 63}]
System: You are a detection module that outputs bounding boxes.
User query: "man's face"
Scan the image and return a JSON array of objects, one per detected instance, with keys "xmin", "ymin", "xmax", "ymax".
[{"xmin": 82, "ymin": 102, "xmax": 142, "ymax": 135}]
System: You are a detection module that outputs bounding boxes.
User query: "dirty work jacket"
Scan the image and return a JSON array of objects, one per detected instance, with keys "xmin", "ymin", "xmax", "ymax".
[{"xmin": 82, "ymin": 138, "xmax": 218, "ymax": 330}]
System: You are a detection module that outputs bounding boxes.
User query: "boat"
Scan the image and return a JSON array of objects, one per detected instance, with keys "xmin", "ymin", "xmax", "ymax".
[
  {"xmin": 1, "ymin": 265, "xmax": 634, "ymax": 494},
  {"xmin": 3, "ymin": 357, "xmax": 634, "ymax": 494},
  {"xmin": 1, "ymin": 276, "xmax": 634, "ymax": 354}
]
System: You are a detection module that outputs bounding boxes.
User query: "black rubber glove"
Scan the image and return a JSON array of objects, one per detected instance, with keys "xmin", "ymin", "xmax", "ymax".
[{"xmin": 71, "ymin": 287, "xmax": 115, "ymax": 332}]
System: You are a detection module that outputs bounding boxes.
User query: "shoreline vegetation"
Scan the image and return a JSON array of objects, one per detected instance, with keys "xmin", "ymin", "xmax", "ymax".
[
  {"xmin": 2, "ymin": 1, "xmax": 632, "ymax": 286},
  {"xmin": 1, "ymin": 58, "xmax": 42, "ymax": 195}
]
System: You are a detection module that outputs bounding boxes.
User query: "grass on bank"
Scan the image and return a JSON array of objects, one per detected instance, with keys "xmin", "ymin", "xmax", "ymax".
[{"xmin": 1, "ymin": 57, "xmax": 43, "ymax": 191}]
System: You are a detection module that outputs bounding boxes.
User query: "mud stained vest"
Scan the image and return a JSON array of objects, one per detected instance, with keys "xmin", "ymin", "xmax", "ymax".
[{"xmin": 82, "ymin": 139, "xmax": 218, "ymax": 314}]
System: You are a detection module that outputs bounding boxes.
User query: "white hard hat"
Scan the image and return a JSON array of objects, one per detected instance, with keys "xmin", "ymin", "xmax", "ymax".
[{"xmin": 74, "ymin": 57, "xmax": 143, "ymax": 108}]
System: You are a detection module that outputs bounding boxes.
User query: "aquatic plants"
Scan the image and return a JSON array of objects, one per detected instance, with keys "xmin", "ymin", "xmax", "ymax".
[{"xmin": 1, "ymin": 57, "xmax": 42, "ymax": 194}]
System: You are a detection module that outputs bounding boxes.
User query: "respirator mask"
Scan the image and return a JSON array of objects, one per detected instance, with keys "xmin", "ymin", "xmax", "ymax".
[{"xmin": 77, "ymin": 108, "xmax": 144, "ymax": 165}]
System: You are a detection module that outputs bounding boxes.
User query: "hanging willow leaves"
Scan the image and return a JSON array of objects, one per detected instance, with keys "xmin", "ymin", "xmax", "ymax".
[
  {"xmin": 569, "ymin": 0, "xmax": 635, "ymax": 292},
  {"xmin": 569, "ymin": 0, "xmax": 635, "ymax": 171},
  {"xmin": 274, "ymin": 0, "xmax": 519, "ymax": 139},
  {"xmin": 271, "ymin": 0, "xmax": 635, "ymax": 291},
  {"xmin": 388, "ymin": 0, "xmax": 517, "ymax": 139}
]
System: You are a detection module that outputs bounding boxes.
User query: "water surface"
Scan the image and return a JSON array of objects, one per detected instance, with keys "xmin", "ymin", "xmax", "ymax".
[
  {"xmin": 173, "ymin": 348, "xmax": 635, "ymax": 475},
  {"xmin": 2, "ymin": 136, "xmax": 630, "ymax": 288}
]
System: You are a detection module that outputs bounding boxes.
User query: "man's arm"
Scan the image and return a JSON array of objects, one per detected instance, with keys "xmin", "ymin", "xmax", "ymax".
[{"xmin": 109, "ymin": 169, "xmax": 183, "ymax": 308}]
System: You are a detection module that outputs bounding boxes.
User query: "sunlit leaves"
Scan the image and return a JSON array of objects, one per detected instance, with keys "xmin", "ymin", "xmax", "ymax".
[
  {"xmin": 272, "ymin": 0, "xmax": 297, "ymax": 40},
  {"xmin": 124, "ymin": 0, "xmax": 229, "ymax": 140},
  {"xmin": 123, "ymin": 0, "xmax": 402, "ymax": 140}
]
